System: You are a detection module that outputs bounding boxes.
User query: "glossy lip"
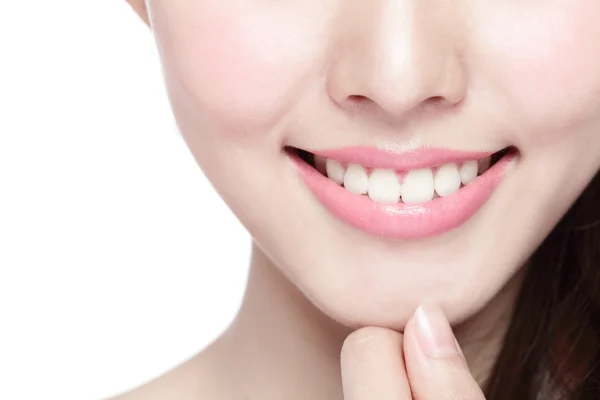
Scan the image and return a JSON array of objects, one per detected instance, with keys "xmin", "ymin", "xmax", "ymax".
[{"xmin": 289, "ymin": 147, "xmax": 516, "ymax": 239}]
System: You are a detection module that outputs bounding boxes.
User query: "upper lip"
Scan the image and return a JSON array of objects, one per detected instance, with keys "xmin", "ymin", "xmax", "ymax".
[{"xmin": 295, "ymin": 146, "xmax": 499, "ymax": 171}]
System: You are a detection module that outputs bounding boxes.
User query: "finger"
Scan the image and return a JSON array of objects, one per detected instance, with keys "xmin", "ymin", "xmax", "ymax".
[
  {"xmin": 403, "ymin": 304, "xmax": 485, "ymax": 400},
  {"xmin": 341, "ymin": 326, "xmax": 412, "ymax": 400}
]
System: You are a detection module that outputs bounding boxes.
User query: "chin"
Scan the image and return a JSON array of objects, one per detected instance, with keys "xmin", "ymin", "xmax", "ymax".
[{"xmin": 276, "ymin": 248, "xmax": 521, "ymax": 331}]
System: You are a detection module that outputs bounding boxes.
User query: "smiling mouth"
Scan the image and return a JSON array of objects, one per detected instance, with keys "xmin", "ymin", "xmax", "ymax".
[
  {"xmin": 287, "ymin": 145, "xmax": 517, "ymax": 239},
  {"xmin": 289, "ymin": 146, "xmax": 512, "ymax": 204}
]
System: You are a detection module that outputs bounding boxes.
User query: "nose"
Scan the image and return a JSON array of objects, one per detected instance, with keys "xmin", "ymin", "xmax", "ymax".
[{"xmin": 327, "ymin": 0, "xmax": 468, "ymax": 122}]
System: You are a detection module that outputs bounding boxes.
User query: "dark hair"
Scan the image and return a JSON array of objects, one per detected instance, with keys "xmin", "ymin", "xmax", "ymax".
[{"xmin": 484, "ymin": 170, "xmax": 600, "ymax": 399}]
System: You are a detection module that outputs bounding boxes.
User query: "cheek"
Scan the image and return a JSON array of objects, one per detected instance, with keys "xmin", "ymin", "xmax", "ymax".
[
  {"xmin": 151, "ymin": 4, "xmax": 318, "ymax": 137},
  {"xmin": 478, "ymin": 3, "xmax": 600, "ymax": 145}
]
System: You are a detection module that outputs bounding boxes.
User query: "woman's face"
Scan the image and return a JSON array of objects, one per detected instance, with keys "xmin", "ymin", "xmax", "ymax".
[{"xmin": 144, "ymin": 0, "xmax": 600, "ymax": 328}]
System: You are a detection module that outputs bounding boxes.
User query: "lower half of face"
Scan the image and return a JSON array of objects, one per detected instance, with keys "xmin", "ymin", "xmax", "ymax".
[{"xmin": 148, "ymin": 0, "xmax": 600, "ymax": 329}]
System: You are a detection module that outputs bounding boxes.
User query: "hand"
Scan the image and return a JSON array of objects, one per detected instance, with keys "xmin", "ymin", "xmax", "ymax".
[{"xmin": 340, "ymin": 304, "xmax": 485, "ymax": 400}]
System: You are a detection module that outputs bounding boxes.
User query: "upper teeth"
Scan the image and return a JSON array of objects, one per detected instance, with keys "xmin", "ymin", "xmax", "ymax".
[
  {"xmin": 325, "ymin": 159, "xmax": 345, "ymax": 185},
  {"xmin": 368, "ymin": 168, "xmax": 402, "ymax": 202},
  {"xmin": 344, "ymin": 163, "xmax": 370, "ymax": 195},
  {"xmin": 403, "ymin": 168, "xmax": 435, "ymax": 204},
  {"xmin": 320, "ymin": 156, "xmax": 492, "ymax": 204}
]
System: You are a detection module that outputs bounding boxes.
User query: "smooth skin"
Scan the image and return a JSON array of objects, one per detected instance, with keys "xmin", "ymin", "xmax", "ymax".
[{"xmin": 118, "ymin": 0, "xmax": 600, "ymax": 399}]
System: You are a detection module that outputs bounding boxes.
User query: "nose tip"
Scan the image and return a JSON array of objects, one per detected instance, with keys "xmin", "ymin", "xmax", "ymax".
[
  {"xmin": 340, "ymin": 63, "xmax": 467, "ymax": 120},
  {"xmin": 326, "ymin": 3, "xmax": 468, "ymax": 121}
]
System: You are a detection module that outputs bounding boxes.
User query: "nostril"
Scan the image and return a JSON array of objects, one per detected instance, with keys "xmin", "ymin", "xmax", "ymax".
[
  {"xmin": 421, "ymin": 95, "xmax": 464, "ymax": 113},
  {"xmin": 426, "ymin": 96, "xmax": 445, "ymax": 105},
  {"xmin": 348, "ymin": 94, "xmax": 369, "ymax": 102},
  {"xmin": 347, "ymin": 94, "xmax": 372, "ymax": 109},
  {"xmin": 421, "ymin": 96, "xmax": 453, "ymax": 111},
  {"xmin": 345, "ymin": 94, "xmax": 381, "ymax": 117},
  {"xmin": 346, "ymin": 93, "xmax": 456, "ymax": 118}
]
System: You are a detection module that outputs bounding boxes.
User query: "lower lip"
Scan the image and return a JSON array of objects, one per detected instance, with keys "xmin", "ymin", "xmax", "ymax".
[{"xmin": 289, "ymin": 151, "xmax": 515, "ymax": 239}]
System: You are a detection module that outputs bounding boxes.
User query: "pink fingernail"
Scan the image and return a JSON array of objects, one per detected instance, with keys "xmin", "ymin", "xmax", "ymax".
[{"xmin": 414, "ymin": 304, "xmax": 459, "ymax": 357}]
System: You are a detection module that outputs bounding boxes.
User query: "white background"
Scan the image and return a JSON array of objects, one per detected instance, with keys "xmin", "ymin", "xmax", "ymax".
[{"xmin": 0, "ymin": 1, "xmax": 251, "ymax": 399}]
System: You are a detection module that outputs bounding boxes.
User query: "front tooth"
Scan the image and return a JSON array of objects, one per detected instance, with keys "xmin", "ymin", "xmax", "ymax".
[
  {"xmin": 478, "ymin": 157, "xmax": 491, "ymax": 175},
  {"xmin": 314, "ymin": 155, "xmax": 327, "ymax": 175},
  {"xmin": 434, "ymin": 163, "xmax": 461, "ymax": 197},
  {"xmin": 459, "ymin": 160, "xmax": 478, "ymax": 185},
  {"xmin": 326, "ymin": 159, "xmax": 346, "ymax": 185},
  {"xmin": 368, "ymin": 168, "xmax": 402, "ymax": 203},
  {"xmin": 401, "ymin": 168, "xmax": 434, "ymax": 204},
  {"xmin": 344, "ymin": 164, "xmax": 369, "ymax": 194}
]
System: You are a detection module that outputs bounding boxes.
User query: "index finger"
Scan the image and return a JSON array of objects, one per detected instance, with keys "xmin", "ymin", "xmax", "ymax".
[{"xmin": 341, "ymin": 326, "xmax": 412, "ymax": 400}]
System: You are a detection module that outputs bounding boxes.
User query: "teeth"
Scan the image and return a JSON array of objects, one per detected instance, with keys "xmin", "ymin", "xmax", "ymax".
[
  {"xmin": 344, "ymin": 164, "xmax": 369, "ymax": 195},
  {"xmin": 314, "ymin": 155, "xmax": 327, "ymax": 176},
  {"xmin": 459, "ymin": 160, "xmax": 478, "ymax": 185},
  {"xmin": 326, "ymin": 159, "xmax": 346, "ymax": 185},
  {"xmin": 368, "ymin": 168, "xmax": 402, "ymax": 203},
  {"xmin": 319, "ymin": 153, "xmax": 496, "ymax": 204},
  {"xmin": 478, "ymin": 157, "xmax": 491, "ymax": 175},
  {"xmin": 434, "ymin": 163, "xmax": 461, "ymax": 197},
  {"xmin": 401, "ymin": 168, "xmax": 435, "ymax": 204}
]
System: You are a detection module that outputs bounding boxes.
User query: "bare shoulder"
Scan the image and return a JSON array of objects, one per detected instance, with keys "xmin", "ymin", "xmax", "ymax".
[{"xmin": 109, "ymin": 355, "xmax": 208, "ymax": 400}]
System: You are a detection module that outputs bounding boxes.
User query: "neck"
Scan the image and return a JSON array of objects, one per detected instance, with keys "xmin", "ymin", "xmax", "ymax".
[{"xmin": 195, "ymin": 241, "xmax": 523, "ymax": 399}]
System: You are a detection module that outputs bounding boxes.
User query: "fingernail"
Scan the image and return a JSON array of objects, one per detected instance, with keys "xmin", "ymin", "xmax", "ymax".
[{"xmin": 414, "ymin": 304, "xmax": 459, "ymax": 357}]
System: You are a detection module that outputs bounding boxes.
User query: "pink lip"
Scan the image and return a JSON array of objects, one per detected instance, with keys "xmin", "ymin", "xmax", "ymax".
[
  {"xmin": 313, "ymin": 147, "xmax": 495, "ymax": 170},
  {"xmin": 289, "ymin": 147, "xmax": 515, "ymax": 239}
]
